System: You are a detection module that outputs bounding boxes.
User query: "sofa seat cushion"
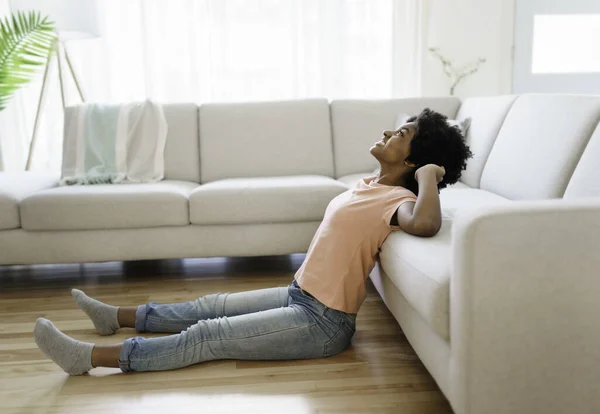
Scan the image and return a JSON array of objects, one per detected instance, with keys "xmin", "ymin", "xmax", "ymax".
[
  {"xmin": 0, "ymin": 172, "xmax": 60, "ymax": 230},
  {"xmin": 21, "ymin": 181, "xmax": 198, "ymax": 231},
  {"xmin": 446, "ymin": 181, "xmax": 470, "ymax": 190},
  {"xmin": 379, "ymin": 186, "xmax": 510, "ymax": 340},
  {"xmin": 440, "ymin": 185, "xmax": 510, "ymax": 220},
  {"xmin": 379, "ymin": 220, "xmax": 453, "ymax": 340},
  {"xmin": 190, "ymin": 175, "xmax": 348, "ymax": 225}
]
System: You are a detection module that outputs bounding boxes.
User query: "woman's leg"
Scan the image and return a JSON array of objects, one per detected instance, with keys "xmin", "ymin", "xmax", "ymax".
[
  {"xmin": 72, "ymin": 286, "xmax": 290, "ymax": 335},
  {"xmin": 118, "ymin": 305, "xmax": 345, "ymax": 372},
  {"xmin": 35, "ymin": 286, "xmax": 355, "ymax": 375},
  {"xmin": 118, "ymin": 287, "xmax": 357, "ymax": 373},
  {"xmin": 134, "ymin": 286, "xmax": 291, "ymax": 333}
]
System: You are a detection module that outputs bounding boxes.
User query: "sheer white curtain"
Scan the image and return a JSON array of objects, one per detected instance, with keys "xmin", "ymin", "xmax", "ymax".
[{"xmin": 0, "ymin": 0, "xmax": 428, "ymax": 171}]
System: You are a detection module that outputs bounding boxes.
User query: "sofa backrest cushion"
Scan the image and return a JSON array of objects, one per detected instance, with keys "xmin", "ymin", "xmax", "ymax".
[
  {"xmin": 199, "ymin": 99, "xmax": 333, "ymax": 182},
  {"xmin": 64, "ymin": 103, "xmax": 201, "ymax": 183},
  {"xmin": 330, "ymin": 98, "xmax": 461, "ymax": 178},
  {"xmin": 455, "ymin": 95, "xmax": 517, "ymax": 188},
  {"xmin": 162, "ymin": 103, "xmax": 201, "ymax": 182},
  {"xmin": 480, "ymin": 94, "xmax": 600, "ymax": 200},
  {"xmin": 564, "ymin": 122, "xmax": 600, "ymax": 198}
]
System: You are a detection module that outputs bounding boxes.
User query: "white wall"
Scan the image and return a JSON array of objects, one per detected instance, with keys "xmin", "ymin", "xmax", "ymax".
[{"xmin": 421, "ymin": 0, "xmax": 515, "ymax": 98}]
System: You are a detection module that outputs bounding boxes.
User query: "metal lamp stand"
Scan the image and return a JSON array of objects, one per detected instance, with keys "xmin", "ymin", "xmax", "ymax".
[{"xmin": 25, "ymin": 37, "xmax": 85, "ymax": 170}]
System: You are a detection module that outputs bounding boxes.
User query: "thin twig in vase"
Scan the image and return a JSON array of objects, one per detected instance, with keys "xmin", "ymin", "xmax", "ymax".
[{"xmin": 429, "ymin": 47, "xmax": 486, "ymax": 95}]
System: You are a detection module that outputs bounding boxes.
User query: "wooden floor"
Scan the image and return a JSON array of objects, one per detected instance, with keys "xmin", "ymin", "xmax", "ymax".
[{"xmin": 0, "ymin": 255, "xmax": 452, "ymax": 414}]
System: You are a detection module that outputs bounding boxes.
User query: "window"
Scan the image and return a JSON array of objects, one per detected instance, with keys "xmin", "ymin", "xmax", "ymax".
[{"xmin": 531, "ymin": 14, "xmax": 600, "ymax": 74}]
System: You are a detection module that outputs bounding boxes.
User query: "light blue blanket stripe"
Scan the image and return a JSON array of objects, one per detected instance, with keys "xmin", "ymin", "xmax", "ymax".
[{"xmin": 64, "ymin": 105, "xmax": 121, "ymax": 185}]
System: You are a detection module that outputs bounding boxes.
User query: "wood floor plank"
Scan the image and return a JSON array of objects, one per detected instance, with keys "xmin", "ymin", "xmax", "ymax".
[{"xmin": 0, "ymin": 257, "xmax": 452, "ymax": 414}]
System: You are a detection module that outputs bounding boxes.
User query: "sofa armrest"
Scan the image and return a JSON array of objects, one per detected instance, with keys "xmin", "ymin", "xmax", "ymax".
[
  {"xmin": 449, "ymin": 198, "xmax": 600, "ymax": 414},
  {"xmin": 0, "ymin": 172, "xmax": 59, "ymax": 230}
]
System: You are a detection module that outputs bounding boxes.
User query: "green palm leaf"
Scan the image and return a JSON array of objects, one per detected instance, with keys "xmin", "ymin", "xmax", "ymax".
[{"xmin": 0, "ymin": 10, "xmax": 55, "ymax": 111}]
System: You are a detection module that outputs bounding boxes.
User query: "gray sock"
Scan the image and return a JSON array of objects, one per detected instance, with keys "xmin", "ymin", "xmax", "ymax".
[
  {"xmin": 34, "ymin": 318, "xmax": 94, "ymax": 376},
  {"xmin": 72, "ymin": 289, "xmax": 120, "ymax": 336}
]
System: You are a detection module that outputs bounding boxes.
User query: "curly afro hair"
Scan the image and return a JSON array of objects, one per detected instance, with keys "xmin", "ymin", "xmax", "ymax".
[{"xmin": 403, "ymin": 108, "xmax": 473, "ymax": 195}]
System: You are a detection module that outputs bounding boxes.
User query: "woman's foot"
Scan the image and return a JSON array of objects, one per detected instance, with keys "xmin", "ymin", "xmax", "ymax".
[
  {"xmin": 72, "ymin": 289, "xmax": 120, "ymax": 335},
  {"xmin": 34, "ymin": 318, "xmax": 94, "ymax": 375}
]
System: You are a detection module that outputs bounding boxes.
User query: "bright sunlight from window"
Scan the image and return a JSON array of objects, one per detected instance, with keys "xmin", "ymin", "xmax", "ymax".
[{"xmin": 531, "ymin": 14, "xmax": 600, "ymax": 74}]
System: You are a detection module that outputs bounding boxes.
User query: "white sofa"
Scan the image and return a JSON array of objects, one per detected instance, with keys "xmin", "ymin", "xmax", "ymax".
[{"xmin": 1, "ymin": 95, "xmax": 599, "ymax": 413}]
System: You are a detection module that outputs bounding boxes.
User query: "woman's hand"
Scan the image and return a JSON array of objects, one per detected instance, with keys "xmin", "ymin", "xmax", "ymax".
[{"xmin": 415, "ymin": 164, "xmax": 445, "ymax": 184}]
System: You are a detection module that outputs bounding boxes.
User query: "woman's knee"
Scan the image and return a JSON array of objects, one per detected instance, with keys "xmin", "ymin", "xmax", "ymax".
[{"xmin": 195, "ymin": 292, "xmax": 227, "ymax": 318}]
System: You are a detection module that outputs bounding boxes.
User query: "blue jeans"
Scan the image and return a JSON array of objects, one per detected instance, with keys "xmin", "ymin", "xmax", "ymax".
[{"xmin": 118, "ymin": 280, "xmax": 356, "ymax": 372}]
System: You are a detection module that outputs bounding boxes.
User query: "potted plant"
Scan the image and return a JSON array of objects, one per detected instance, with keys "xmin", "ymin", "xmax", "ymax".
[{"xmin": 0, "ymin": 10, "xmax": 55, "ymax": 110}]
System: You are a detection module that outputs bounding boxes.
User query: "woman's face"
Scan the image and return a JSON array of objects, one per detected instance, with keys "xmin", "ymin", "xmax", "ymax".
[{"xmin": 370, "ymin": 122, "xmax": 416, "ymax": 164}]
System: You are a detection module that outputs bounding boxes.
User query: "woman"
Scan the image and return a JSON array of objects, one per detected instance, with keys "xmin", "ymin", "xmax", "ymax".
[{"xmin": 34, "ymin": 108, "xmax": 472, "ymax": 375}]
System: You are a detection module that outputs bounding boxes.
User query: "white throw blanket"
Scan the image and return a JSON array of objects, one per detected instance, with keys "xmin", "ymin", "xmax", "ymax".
[{"xmin": 61, "ymin": 100, "xmax": 168, "ymax": 185}]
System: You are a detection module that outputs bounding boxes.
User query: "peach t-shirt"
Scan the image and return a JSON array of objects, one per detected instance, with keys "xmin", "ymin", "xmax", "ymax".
[{"xmin": 294, "ymin": 175, "xmax": 417, "ymax": 314}]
